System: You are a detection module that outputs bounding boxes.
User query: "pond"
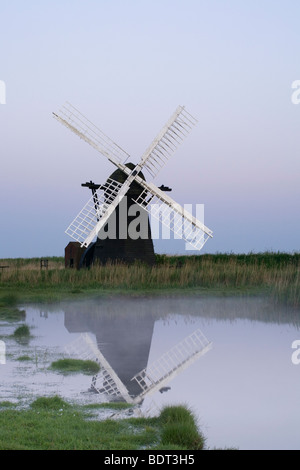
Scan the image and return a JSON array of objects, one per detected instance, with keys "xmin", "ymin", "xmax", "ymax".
[{"xmin": 1, "ymin": 294, "xmax": 300, "ymax": 450}]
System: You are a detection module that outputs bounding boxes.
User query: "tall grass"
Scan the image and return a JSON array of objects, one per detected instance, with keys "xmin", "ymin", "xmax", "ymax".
[
  {"xmin": 159, "ymin": 405, "xmax": 206, "ymax": 450},
  {"xmin": 0, "ymin": 253, "xmax": 299, "ymax": 307}
]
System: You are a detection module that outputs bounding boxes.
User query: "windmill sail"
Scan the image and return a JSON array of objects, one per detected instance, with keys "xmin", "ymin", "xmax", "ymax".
[
  {"xmin": 53, "ymin": 102, "xmax": 130, "ymax": 168},
  {"xmin": 133, "ymin": 181, "xmax": 213, "ymax": 251},
  {"xmin": 131, "ymin": 328, "xmax": 212, "ymax": 404},
  {"xmin": 65, "ymin": 333, "xmax": 133, "ymax": 403},
  {"xmin": 138, "ymin": 106, "xmax": 198, "ymax": 180},
  {"xmin": 65, "ymin": 177, "xmax": 124, "ymax": 246}
]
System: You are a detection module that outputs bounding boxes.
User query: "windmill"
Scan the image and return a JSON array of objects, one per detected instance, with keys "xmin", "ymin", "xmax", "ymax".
[
  {"xmin": 63, "ymin": 298, "xmax": 212, "ymax": 406},
  {"xmin": 53, "ymin": 103, "xmax": 213, "ymax": 266}
]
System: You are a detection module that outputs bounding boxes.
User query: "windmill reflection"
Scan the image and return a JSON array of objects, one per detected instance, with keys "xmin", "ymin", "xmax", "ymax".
[{"xmin": 63, "ymin": 297, "xmax": 211, "ymax": 405}]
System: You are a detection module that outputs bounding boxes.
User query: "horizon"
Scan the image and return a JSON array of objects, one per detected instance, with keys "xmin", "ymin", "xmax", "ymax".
[{"xmin": 1, "ymin": 250, "xmax": 299, "ymax": 261}]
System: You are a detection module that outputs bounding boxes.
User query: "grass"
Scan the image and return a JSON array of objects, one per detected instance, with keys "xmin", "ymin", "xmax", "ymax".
[
  {"xmin": 12, "ymin": 324, "xmax": 31, "ymax": 338},
  {"xmin": 50, "ymin": 358, "xmax": 100, "ymax": 375},
  {"xmin": 0, "ymin": 401, "xmax": 17, "ymax": 409},
  {"xmin": 0, "ymin": 252, "xmax": 299, "ymax": 308},
  {"xmin": 159, "ymin": 405, "xmax": 206, "ymax": 450},
  {"xmin": 0, "ymin": 397, "xmax": 206, "ymax": 450},
  {"xmin": 85, "ymin": 402, "xmax": 133, "ymax": 410},
  {"xmin": 0, "ymin": 294, "xmax": 26, "ymax": 322},
  {"xmin": 0, "ymin": 307, "xmax": 25, "ymax": 322},
  {"xmin": 11, "ymin": 324, "xmax": 31, "ymax": 345},
  {"xmin": 17, "ymin": 355, "xmax": 31, "ymax": 362},
  {"xmin": 30, "ymin": 396, "xmax": 71, "ymax": 411}
]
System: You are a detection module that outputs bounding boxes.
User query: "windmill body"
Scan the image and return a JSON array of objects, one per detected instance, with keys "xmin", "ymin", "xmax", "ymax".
[
  {"xmin": 53, "ymin": 103, "xmax": 213, "ymax": 266},
  {"xmin": 81, "ymin": 163, "xmax": 156, "ymax": 267}
]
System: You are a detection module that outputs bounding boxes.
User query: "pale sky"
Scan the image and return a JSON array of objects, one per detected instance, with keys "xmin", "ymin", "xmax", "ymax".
[{"xmin": 1, "ymin": 0, "xmax": 300, "ymax": 258}]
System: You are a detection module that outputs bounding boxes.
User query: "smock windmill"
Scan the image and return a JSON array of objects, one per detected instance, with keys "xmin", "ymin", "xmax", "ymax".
[
  {"xmin": 53, "ymin": 103, "xmax": 213, "ymax": 267},
  {"xmin": 65, "ymin": 330, "xmax": 212, "ymax": 406}
]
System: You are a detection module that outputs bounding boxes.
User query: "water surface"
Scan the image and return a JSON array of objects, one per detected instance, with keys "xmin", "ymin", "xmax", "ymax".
[{"xmin": 1, "ymin": 295, "xmax": 299, "ymax": 450}]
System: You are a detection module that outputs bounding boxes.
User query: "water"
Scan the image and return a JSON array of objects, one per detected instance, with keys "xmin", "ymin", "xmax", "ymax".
[{"xmin": 0, "ymin": 294, "xmax": 300, "ymax": 450}]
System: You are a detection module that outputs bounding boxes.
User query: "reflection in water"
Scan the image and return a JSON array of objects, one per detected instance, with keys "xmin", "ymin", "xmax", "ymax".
[
  {"xmin": 1, "ymin": 294, "xmax": 300, "ymax": 450},
  {"xmin": 65, "ymin": 329, "xmax": 211, "ymax": 405},
  {"xmin": 63, "ymin": 297, "xmax": 212, "ymax": 404},
  {"xmin": 64, "ymin": 305, "xmax": 157, "ymax": 399}
]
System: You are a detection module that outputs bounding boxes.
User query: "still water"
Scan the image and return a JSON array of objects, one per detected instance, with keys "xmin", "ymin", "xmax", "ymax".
[{"xmin": 1, "ymin": 295, "xmax": 300, "ymax": 450}]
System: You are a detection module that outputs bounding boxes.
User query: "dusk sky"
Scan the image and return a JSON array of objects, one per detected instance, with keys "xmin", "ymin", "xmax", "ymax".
[{"xmin": 1, "ymin": 0, "xmax": 299, "ymax": 258}]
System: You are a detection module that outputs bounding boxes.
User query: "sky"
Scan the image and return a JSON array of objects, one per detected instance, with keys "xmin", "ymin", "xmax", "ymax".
[{"xmin": 0, "ymin": 0, "xmax": 300, "ymax": 258}]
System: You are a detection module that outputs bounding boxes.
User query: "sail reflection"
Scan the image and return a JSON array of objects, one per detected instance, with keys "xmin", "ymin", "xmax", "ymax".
[{"xmin": 62, "ymin": 298, "xmax": 211, "ymax": 404}]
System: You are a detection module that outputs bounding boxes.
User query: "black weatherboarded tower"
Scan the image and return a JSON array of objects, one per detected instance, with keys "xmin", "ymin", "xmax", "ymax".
[{"xmin": 79, "ymin": 163, "xmax": 157, "ymax": 268}]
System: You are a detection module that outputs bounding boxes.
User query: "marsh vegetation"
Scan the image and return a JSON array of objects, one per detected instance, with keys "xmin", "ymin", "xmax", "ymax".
[
  {"xmin": 50, "ymin": 358, "xmax": 100, "ymax": 375},
  {"xmin": 0, "ymin": 252, "xmax": 299, "ymax": 307},
  {"xmin": 0, "ymin": 398, "xmax": 206, "ymax": 450}
]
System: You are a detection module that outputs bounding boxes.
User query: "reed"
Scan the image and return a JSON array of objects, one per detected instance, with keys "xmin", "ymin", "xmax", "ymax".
[{"xmin": 0, "ymin": 253, "xmax": 299, "ymax": 307}]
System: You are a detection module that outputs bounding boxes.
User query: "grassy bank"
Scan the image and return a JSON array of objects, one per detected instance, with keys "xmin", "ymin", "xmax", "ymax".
[
  {"xmin": 0, "ymin": 399, "xmax": 207, "ymax": 450},
  {"xmin": 0, "ymin": 252, "xmax": 299, "ymax": 307}
]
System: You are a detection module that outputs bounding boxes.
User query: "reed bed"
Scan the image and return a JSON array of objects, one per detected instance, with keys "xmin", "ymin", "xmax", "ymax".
[{"xmin": 0, "ymin": 253, "xmax": 299, "ymax": 307}]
